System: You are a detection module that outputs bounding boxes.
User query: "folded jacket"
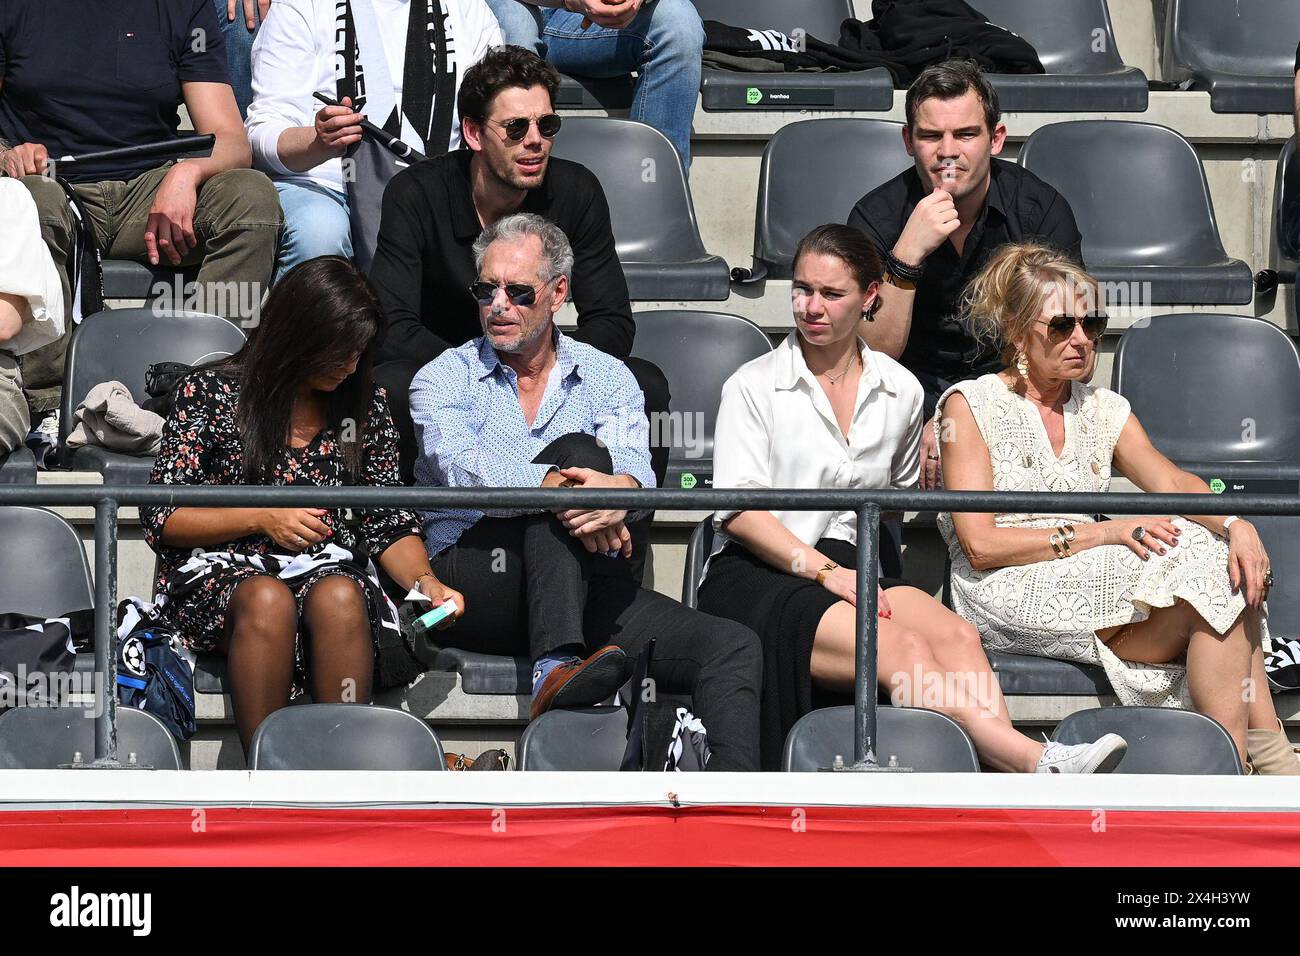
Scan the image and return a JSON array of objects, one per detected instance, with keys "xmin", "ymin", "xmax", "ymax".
[{"xmin": 66, "ymin": 380, "xmax": 164, "ymax": 454}]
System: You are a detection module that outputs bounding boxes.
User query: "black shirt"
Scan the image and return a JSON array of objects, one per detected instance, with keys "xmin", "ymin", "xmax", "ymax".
[
  {"xmin": 848, "ymin": 157, "xmax": 1083, "ymax": 385},
  {"xmin": 369, "ymin": 148, "xmax": 635, "ymax": 367},
  {"xmin": 0, "ymin": 0, "xmax": 229, "ymax": 184}
]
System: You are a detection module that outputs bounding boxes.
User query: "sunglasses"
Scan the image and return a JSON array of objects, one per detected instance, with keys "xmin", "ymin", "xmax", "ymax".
[
  {"xmin": 470, "ymin": 276, "xmax": 557, "ymax": 308},
  {"xmin": 1038, "ymin": 313, "xmax": 1108, "ymax": 342},
  {"xmin": 491, "ymin": 114, "xmax": 562, "ymax": 142}
]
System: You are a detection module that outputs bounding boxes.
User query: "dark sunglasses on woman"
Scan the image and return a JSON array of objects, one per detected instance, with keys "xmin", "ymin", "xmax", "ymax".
[
  {"xmin": 493, "ymin": 114, "xmax": 563, "ymax": 142},
  {"xmin": 1041, "ymin": 313, "xmax": 1108, "ymax": 342}
]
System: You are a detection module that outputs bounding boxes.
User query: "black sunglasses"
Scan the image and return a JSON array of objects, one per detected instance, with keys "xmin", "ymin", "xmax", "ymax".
[
  {"xmin": 1040, "ymin": 313, "xmax": 1108, "ymax": 341},
  {"xmin": 469, "ymin": 277, "xmax": 556, "ymax": 308},
  {"xmin": 492, "ymin": 114, "xmax": 562, "ymax": 142}
]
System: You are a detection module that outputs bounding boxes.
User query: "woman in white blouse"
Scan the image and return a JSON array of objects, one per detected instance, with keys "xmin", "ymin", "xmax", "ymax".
[
  {"xmin": 699, "ymin": 224, "xmax": 1126, "ymax": 774},
  {"xmin": 244, "ymin": 0, "xmax": 502, "ymax": 280}
]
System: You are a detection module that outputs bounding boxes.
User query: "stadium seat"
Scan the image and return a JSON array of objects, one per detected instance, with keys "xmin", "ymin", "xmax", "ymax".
[
  {"xmin": 554, "ymin": 75, "xmax": 634, "ymax": 112},
  {"xmin": 59, "ymin": 308, "xmax": 246, "ymax": 482},
  {"xmin": 1052, "ymin": 706, "xmax": 1243, "ymax": 774},
  {"xmin": 630, "ymin": 310, "xmax": 772, "ymax": 488},
  {"xmin": 691, "ymin": 0, "xmax": 893, "ymax": 111},
  {"xmin": 1018, "ymin": 121, "xmax": 1253, "ymax": 305},
  {"xmin": 743, "ymin": 118, "xmax": 911, "ymax": 282},
  {"xmin": 972, "ymin": 0, "xmax": 1148, "ymax": 111},
  {"xmin": 423, "ymin": 646, "xmax": 531, "ymax": 696},
  {"xmin": 0, "ymin": 706, "xmax": 183, "ymax": 770},
  {"xmin": 985, "ymin": 651, "xmax": 1110, "ymax": 696},
  {"xmin": 100, "ymin": 260, "xmax": 197, "ymax": 302},
  {"xmin": 782, "ymin": 705, "xmax": 980, "ymax": 771},
  {"xmin": 1111, "ymin": 313, "xmax": 1300, "ymax": 487},
  {"xmin": 548, "ymin": 118, "xmax": 728, "ymax": 301},
  {"xmin": 0, "ymin": 506, "xmax": 94, "ymax": 617},
  {"xmin": 1164, "ymin": 0, "xmax": 1300, "ymax": 115},
  {"xmin": 518, "ymin": 706, "xmax": 629, "ymax": 770},
  {"xmin": 0, "ymin": 447, "xmax": 36, "ymax": 484},
  {"xmin": 248, "ymin": 703, "xmax": 446, "ymax": 770}
]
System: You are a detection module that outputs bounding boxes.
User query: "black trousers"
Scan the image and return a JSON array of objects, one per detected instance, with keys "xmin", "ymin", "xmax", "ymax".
[
  {"xmin": 377, "ymin": 355, "xmax": 671, "ymax": 584},
  {"xmin": 430, "ymin": 433, "xmax": 762, "ymax": 772}
]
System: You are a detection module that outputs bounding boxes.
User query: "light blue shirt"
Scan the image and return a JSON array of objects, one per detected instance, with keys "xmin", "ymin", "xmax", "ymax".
[{"xmin": 410, "ymin": 329, "xmax": 655, "ymax": 556}]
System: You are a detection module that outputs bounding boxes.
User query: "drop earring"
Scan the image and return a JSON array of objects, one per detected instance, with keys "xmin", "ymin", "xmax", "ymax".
[{"xmin": 1016, "ymin": 350, "xmax": 1030, "ymax": 379}]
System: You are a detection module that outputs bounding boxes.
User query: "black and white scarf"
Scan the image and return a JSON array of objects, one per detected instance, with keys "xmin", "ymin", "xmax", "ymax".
[{"xmin": 334, "ymin": 0, "xmax": 458, "ymax": 155}]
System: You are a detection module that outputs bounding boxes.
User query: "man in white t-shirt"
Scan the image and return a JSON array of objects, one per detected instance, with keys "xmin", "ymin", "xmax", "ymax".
[{"xmin": 245, "ymin": 0, "xmax": 502, "ymax": 280}]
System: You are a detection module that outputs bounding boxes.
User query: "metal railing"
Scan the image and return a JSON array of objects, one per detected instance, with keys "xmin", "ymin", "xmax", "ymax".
[{"xmin": 4, "ymin": 483, "xmax": 1299, "ymax": 771}]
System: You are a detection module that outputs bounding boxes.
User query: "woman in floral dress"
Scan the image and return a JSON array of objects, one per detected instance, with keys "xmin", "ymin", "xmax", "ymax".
[
  {"xmin": 939, "ymin": 242, "xmax": 1295, "ymax": 773},
  {"xmin": 142, "ymin": 257, "xmax": 463, "ymax": 753}
]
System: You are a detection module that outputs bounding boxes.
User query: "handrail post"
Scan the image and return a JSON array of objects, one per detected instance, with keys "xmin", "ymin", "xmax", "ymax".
[
  {"xmin": 852, "ymin": 502, "xmax": 881, "ymax": 769},
  {"xmin": 91, "ymin": 497, "xmax": 120, "ymax": 768}
]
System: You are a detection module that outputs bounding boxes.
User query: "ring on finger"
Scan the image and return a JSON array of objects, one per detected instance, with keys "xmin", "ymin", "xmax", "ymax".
[
  {"xmin": 1265, "ymin": 569, "xmax": 1275, "ymax": 587},
  {"xmin": 1131, "ymin": 526, "xmax": 1146, "ymax": 543}
]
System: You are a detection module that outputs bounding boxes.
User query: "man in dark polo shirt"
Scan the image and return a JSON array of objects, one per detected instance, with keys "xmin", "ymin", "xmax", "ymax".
[
  {"xmin": 0, "ymin": 0, "xmax": 281, "ymax": 416},
  {"xmin": 848, "ymin": 60, "xmax": 1082, "ymax": 488},
  {"xmin": 369, "ymin": 46, "xmax": 668, "ymax": 484}
]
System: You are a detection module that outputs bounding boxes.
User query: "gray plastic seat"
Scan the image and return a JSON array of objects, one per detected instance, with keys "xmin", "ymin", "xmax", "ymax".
[
  {"xmin": 1164, "ymin": 0, "xmax": 1300, "ymax": 115},
  {"xmin": 0, "ymin": 506, "xmax": 94, "ymax": 616},
  {"xmin": 692, "ymin": 0, "xmax": 893, "ymax": 112},
  {"xmin": 746, "ymin": 118, "xmax": 911, "ymax": 282},
  {"xmin": 0, "ymin": 446, "xmax": 36, "ymax": 484},
  {"xmin": 1111, "ymin": 313, "xmax": 1300, "ymax": 486},
  {"xmin": 1053, "ymin": 706, "xmax": 1242, "ymax": 774},
  {"xmin": 554, "ymin": 75, "xmax": 634, "ymax": 111},
  {"xmin": 248, "ymin": 703, "xmax": 446, "ymax": 770},
  {"xmin": 782, "ymin": 705, "xmax": 980, "ymax": 771},
  {"xmin": 1019, "ymin": 121, "xmax": 1253, "ymax": 305},
  {"xmin": 518, "ymin": 706, "xmax": 628, "ymax": 770},
  {"xmin": 100, "ymin": 260, "xmax": 197, "ymax": 301},
  {"xmin": 973, "ymin": 0, "xmax": 1147, "ymax": 111},
  {"xmin": 985, "ymin": 651, "xmax": 1110, "ymax": 696},
  {"xmin": 425, "ymin": 646, "xmax": 531, "ymax": 696},
  {"xmin": 0, "ymin": 706, "xmax": 182, "ymax": 770},
  {"xmin": 59, "ymin": 308, "xmax": 246, "ymax": 482},
  {"xmin": 630, "ymin": 310, "xmax": 772, "ymax": 488},
  {"xmin": 548, "ymin": 118, "xmax": 728, "ymax": 301}
]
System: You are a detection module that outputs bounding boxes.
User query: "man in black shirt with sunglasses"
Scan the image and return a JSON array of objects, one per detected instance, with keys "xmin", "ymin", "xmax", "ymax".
[{"xmin": 369, "ymin": 46, "xmax": 669, "ymax": 580}]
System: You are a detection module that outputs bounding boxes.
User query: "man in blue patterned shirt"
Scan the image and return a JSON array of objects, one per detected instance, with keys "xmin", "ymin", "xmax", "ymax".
[{"xmin": 410, "ymin": 213, "xmax": 760, "ymax": 770}]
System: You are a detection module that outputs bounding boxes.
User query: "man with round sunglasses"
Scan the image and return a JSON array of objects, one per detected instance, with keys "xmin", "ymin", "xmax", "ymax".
[
  {"xmin": 369, "ymin": 45, "xmax": 671, "ymax": 582},
  {"xmin": 409, "ymin": 213, "xmax": 761, "ymax": 768}
]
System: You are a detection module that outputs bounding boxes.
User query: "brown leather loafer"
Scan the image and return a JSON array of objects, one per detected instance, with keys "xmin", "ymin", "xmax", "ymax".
[{"xmin": 530, "ymin": 645, "xmax": 628, "ymax": 720}]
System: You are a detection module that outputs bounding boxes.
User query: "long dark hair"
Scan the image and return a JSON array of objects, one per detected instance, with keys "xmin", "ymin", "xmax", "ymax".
[{"xmin": 220, "ymin": 257, "xmax": 382, "ymax": 483}]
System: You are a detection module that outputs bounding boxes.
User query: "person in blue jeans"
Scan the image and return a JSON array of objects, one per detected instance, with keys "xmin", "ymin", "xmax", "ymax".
[
  {"xmin": 212, "ymin": 0, "xmax": 266, "ymax": 116},
  {"xmin": 485, "ymin": 0, "xmax": 702, "ymax": 168}
]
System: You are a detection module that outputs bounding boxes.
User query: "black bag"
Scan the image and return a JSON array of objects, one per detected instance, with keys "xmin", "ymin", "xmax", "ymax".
[
  {"xmin": 0, "ymin": 610, "xmax": 92, "ymax": 706},
  {"xmin": 142, "ymin": 361, "xmax": 195, "ymax": 417},
  {"xmin": 115, "ymin": 602, "xmax": 196, "ymax": 741},
  {"xmin": 620, "ymin": 640, "xmax": 711, "ymax": 771}
]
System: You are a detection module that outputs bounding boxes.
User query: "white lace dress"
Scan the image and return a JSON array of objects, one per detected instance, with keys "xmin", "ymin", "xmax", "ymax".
[{"xmin": 936, "ymin": 374, "xmax": 1261, "ymax": 707}]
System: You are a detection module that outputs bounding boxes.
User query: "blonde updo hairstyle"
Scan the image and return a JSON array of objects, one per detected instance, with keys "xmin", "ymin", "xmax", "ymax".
[{"xmin": 962, "ymin": 242, "xmax": 1100, "ymax": 366}]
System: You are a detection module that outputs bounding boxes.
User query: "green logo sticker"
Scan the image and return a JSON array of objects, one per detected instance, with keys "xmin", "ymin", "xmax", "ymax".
[
  {"xmin": 1210, "ymin": 478, "xmax": 1225, "ymax": 494},
  {"xmin": 680, "ymin": 473, "xmax": 698, "ymax": 489},
  {"xmin": 746, "ymin": 87, "xmax": 763, "ymax": 105}
]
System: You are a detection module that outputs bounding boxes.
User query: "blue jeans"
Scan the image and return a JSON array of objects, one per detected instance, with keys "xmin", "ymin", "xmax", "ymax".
[
  {"xmin": 273, "ymin": 181, "xmax": 352, "ymax": 284},
  {"xmin": 485, "ymin": 0, "xmax": 702, "ymax": 169},
  {"xmin": 211, "ymin": 0, "xmax": 258, "ymax": 117}
]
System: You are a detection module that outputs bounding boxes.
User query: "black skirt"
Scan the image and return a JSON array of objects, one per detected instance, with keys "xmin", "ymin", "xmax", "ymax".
[{"xmin": 697, "ymin": 536, "xmax": 907, "ymax": 771}]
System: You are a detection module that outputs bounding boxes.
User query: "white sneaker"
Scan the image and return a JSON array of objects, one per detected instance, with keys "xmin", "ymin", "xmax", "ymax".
[{"xmin": 1035, "ymin": 733, "xmax": 1128, "ymax": 774}]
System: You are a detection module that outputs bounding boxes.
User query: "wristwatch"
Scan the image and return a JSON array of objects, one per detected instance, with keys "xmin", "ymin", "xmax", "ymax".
[{"xmin": 815, "ymin": 562, "xmax": 838, "ymax": 586}]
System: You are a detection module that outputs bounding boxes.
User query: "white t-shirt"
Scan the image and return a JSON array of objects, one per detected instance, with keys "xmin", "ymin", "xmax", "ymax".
[
  {"xmin": 710, "ymin": 331, "xmax": 924, "ymax": 554},
  {"xmin": 0, "ymin": 180, "xmax": 64, "ymax": 356},
  {"xmin": 245, "ymin": 0, "xmax": 502, "ymax": 194}
]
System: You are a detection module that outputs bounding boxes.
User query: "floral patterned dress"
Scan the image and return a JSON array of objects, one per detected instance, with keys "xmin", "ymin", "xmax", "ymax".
[
  {"xmin": 936, "ymin": 374, "xmax": 1263, "ymax": 708},
  {"xmin": 141, "ymin": 369, "xmax": 421, "ymax": 675}
]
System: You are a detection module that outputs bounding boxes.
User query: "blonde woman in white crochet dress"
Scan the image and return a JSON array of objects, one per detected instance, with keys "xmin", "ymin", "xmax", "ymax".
[{"xmin": 937, "ymin": 242, "xmax": 1295, "ymax": 774}]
